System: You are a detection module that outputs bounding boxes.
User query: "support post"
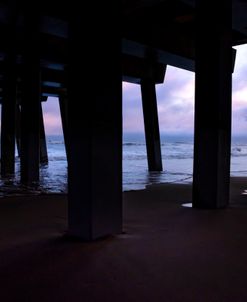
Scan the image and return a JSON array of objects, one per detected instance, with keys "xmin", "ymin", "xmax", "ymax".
[
  {"xmin": 17, "ymin": 102, "xmax": 48, "ymax": 163},
  {"xmin": 15, "ymin": 104, "xmax": 21, "ymax": 157},
  {"xmin": 39, "ymin": 102, "xmax": 48, "ymax": 164},
  {"xmin": 68, "ymin": 3, "xmax": 122, "ymax": 240},
  {"xmin": 1, "ymin": 54, "xmax": 17, "ymax": 176},
  {"xmin": 59, "ymin": 95, "xmax": 68, "ymax": 158},
  {"xmin": 141, "ymin": 78, "xmax": 163, "ymax": 171},
  {"xmin": 0, "ymin": 11, "xmax": 18, "ymax": 176},
  {"xmin": 20, "ymin": 8, "xmax": 40, "ymax": 184},
  {"xmin": 193, "ymin": 0, "xmax": 232, "ymax": 208}
]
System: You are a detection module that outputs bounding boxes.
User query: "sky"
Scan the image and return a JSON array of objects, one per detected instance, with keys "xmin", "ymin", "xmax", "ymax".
[{"xmin": 43, "ymin": 44, "xmax": 247, "ymax": 136}]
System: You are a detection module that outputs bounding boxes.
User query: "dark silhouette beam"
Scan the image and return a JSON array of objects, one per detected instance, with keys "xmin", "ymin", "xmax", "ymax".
[
  {"xmin": 15, "ymin": 104, "xmax": 21, "ymax": 157},
  {"xmin": 141, "ymin": 77, "xmax": 163, "ymax": 171},
  {"xmin": 0, "ymin": 3, "xmax": 18, "ymax": 176},
  {"xmin": 59, "ymin": 95, "xmax": 68, "ymax": 159},
  {"xmin": 68, "ymin": 3, "xmax": 122, "ymax": 240},
  {"xmin": 193, "ymin": 0, "xmax": 232, "ymax": 208},
  {"xmin": 16, "ymin": 101, "xmax": 48, "ymax": 163},
  {"xmin": 20, "ymin": 8, "xmax": 41, "ymax": 184},
  {"xmin": 1, "ymin": 49, "xmax": 17, "ymax": 176},
  {"xmin": 39, "ymin": 102, "xmax": 48, "ymax": 164}
]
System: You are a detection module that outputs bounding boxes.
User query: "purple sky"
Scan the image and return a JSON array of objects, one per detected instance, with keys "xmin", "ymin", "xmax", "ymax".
[{"xmin": 43, "ymin": 44, "xmax": 247, "ymax": 136}]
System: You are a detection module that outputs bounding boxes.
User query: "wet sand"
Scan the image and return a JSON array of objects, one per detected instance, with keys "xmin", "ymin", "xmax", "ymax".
[{"xmin": 0, "ymin": 178, "xmax": 247, "ymax": 301}]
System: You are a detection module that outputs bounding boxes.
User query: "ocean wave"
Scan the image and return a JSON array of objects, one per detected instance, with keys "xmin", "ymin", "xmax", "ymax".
[
  {"xmin": 232, "ymin": 147, "xmax": 242, "ymax": 152},
  {"xmin": 231, "ymin": 147, "xmax": 247, "ymax": 157},
  {"xmin": 123, "ymin": 142, "xmax": 145, "ymax": 146},
  {"xmin": 231, "ymin": 170, "xmax": 247, "ymax": 173},
  {"xmin": 49, "ymin": 156, "xmax": 67, "ymax": 161},
  {"xmin": 123, "ymin": 142, "xmax": 192, "ymax": 147},
  {"xmin": 48, "ymin": 141, "xmax": 64, "ymax": 145},
  {"xmin": 168, "ymin": 172, "xmax": 192, "ymax": 176},
  {"xmin": 231, "ymin": 154, "xmax": 247, "ymax": 157},
  {"xmin": 170, "ymin": 141, "xmax": 191, "ymax": 145},
  {"xmin": 165, "ymin": 154, "xmax": 193, "ymax": 160},
  {"xmin": 124, "ymin": 154, "xmax": 194, "ymax": 160},
  {"xmin": 123, "ymin": 155, "xmax": 147, "ymax": 160}
]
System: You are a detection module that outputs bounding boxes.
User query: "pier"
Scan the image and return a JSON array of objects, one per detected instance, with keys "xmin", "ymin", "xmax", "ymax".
[
  {"xmin": 0, "ymin": 0, "xmax": 245, "ymax": 239},
  {"xmin": 1, "ymin": 1, "xmax": 247, "ymax": 300}
]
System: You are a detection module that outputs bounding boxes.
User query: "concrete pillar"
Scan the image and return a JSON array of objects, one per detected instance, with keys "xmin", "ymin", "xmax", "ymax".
[
  {"xmin": 15, "ymin": 104, "xmax": 21, "ymax": 157},
  {"xmin": 193, "ymin": 0, "xmax": 232, "ymax": 208},
  {"xmin": 58, "ymin": 95, "xmax": 68, "ymax": 158},
  {"xmin": 1, "ymin": 54, "xmax": 17, "ymax": 176},
  {"xmin": 68, "ymin": 3, "xmax": 122, "ymax": 240},
  {"xmin": 141, "ymin": 78, "xmax": 163, "ymax": 171},
  {"xmin": 0, "ymin": 7, "xmax": 18, "ymax": 176},
  {"xmin": 20, "ymin": 9, "xmax": 40, "ymax": 184},
  {"xmin": 39, "ymin": 103, "xmax": 48, "ymax": 164},
  {"xmin": 16, "ymin": 102, "xmax": 48, "ymax": 164}
]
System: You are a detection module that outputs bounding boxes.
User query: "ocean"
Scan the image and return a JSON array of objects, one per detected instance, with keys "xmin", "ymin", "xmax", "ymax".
[
  {"xmin": 123, "ymin": 133, "xmax": 247, "ymax": 190},
  {"xmin": 0, "ymin": 133, "xmax": 247, "ymax": 195}
]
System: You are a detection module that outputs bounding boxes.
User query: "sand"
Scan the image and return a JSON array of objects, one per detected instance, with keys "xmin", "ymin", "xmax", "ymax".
[{"xmin": 0, "ymin": 178, "xmax": 247, "ymax": 301}]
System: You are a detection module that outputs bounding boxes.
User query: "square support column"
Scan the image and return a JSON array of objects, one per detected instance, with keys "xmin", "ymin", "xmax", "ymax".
[
  {"xmin": 193, "ymin": 0, "xmax": 232, "ymax": 208},
  {"xmin": 20, "ymin": 9, "xmax": 41, "ymax": 184},
  {"xmin": 59, "ymin": 95, "xmax": 68, "ymax": 159},
  {"xmin": 68, "ymin": 3, "xmax": 122, "ymax": 240},
  {"xmin": 141, "ymin": 78, "xmax": 163, "ymax": 171},
  {"xmin": 17, "ymin": 102, "xmax": 48, "ymax": 164},
  {"xmin": 0, "ymin": 4, "xmax": 18, "ymax": 176},
  {"xmin": 15, "ymin": 104, "xmax": 21, "ymax": 157},
  {"xmin": 1, "ymin": 52, "xmax": 17, "ymax": 176},
  {"xmin": 39, "ymin": 102, "xmax": 48, "ymax": 164}
]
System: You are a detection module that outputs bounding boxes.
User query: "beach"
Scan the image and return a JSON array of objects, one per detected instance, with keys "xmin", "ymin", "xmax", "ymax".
[{"xmin": 0, "ymin": 177, "xmax": 247, "ymax": 301}]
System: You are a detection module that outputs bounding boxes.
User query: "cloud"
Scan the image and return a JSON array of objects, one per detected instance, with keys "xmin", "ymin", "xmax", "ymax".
[
  {"xmin": 123, "ymin": 46, "xmax": 247, "ymax": 136},
  {"xmin": 123, "ymin": 66, "xmax": 195, "ymax": 134},
  {"xmin": 42, "ymin": 97, "xmax": 63, "ymax": 135},
  {"xmin": 123, "ymin": 83, "xmax": 144, "ymax": 132},
  {"xmin": 232, "ymin": 45, "xmax": 247, "ymax": 134}
]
